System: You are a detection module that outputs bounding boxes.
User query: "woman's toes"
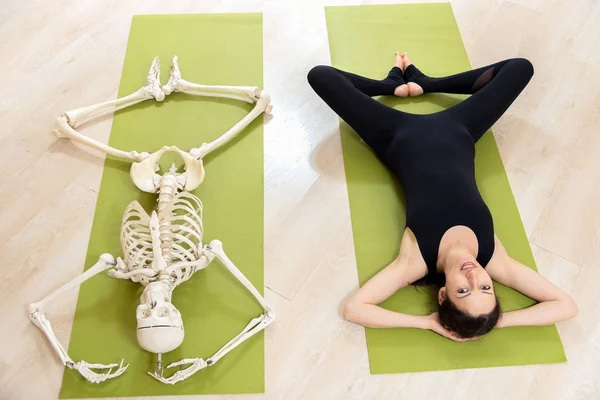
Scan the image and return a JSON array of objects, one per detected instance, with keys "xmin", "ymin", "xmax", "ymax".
[
  {"xmin": 407, "ymin": 82, "xmax": 423, "ymax": 97},
  {"xmin": 402, "ymin": 52, "xmax": 413, "ymax": 69},
  {"xmin": 394, "ymin": 52, "xmax": 403, "ymax": 69},
  {"xmin": 394, "ymin": 84, "xmax": 409, "ymax": 97}
]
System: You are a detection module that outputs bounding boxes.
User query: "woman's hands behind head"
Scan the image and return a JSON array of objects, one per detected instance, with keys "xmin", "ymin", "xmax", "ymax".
[{"xmin": 427, "ymin": 312, "xmax": 482, "ymax": 342}]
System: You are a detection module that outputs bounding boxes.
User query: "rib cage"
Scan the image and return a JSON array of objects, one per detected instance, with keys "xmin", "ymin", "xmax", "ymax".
[
  {"xmin": 162, "ymin": 191, "xmax": 204, "ymax": 262},
  {"xmin": 120, "ymin": 201, "xmax": 153, "ymax": 270},
  {"xmin": 119, "ymin": 190, "xmax": 204, "ymax": 285}
]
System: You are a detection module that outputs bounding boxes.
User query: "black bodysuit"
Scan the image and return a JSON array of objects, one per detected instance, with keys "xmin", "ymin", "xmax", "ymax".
[{"xmin": 307, "ymin": 58, "xmax": 534, "ymax": 275}]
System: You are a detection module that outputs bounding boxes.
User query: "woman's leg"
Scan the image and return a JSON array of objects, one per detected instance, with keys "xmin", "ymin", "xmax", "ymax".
[
  {"xmin": 307, "ymin": 65, "xmax": 410, "ymax": 154},
  {"xmin": 404, "ymin": 58, "xmax": 534, "ymax": 141},
  {"xmin": 334, "ymin": 66, "xmax": 407, "ymax": 97}
]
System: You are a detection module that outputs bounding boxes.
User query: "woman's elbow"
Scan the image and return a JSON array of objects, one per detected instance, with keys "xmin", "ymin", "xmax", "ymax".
[
  {"xmin": 343, "ymin": 300, "xmax": 360, "ymax": 322},
  {"xmin": 566, "ymin": 297, "xmax": 579, "ymax": 319}
]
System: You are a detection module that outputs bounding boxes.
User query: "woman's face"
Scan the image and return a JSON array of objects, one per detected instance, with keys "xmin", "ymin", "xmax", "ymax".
[{"xmin": 439, "ymin": 259, "xmax": 496, "ymax": 316}]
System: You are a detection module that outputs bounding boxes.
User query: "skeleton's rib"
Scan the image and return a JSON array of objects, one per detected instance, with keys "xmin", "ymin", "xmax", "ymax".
[
  {"xmin": 108, "ymin": 268, "xmax": 157, "ymax": 280},
  {"xmin": 189, "ymin": 92, "xmax": 272, "ymax": 160},
  {"xmin": 28, "ymin": 255, "xmax": 129, "ymax": 383},
  {"xmin": 165, "ymin": 254, "xmax": 211, "ymax": 275}
]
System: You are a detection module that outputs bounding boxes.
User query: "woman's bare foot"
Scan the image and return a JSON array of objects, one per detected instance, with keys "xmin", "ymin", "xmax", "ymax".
[
  {"xmin": 402, "ymin": 52, "xmax": 424, "ymax": 97},
  {"xmin": 393, "ymin": 52, "xmax": 409, "ymax": 97}
]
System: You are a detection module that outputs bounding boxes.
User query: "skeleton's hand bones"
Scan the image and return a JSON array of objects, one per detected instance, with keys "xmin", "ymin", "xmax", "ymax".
[{"xmin": 149, "ymin": 357, "xmax": 208, "ymax": 385}]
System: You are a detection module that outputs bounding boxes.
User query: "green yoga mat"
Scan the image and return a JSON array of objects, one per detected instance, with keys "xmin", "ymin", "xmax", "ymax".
[
  {"xmin": 325, "ymin": 3, "xmax": 566, "ymax": 374},
  {"xmin": 60, "ymin": 13, "xmax": 265, "ymax": 398}
]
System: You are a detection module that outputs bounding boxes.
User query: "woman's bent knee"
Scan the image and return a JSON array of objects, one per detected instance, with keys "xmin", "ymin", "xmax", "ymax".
[
  {"xmin": 307, "ymin": 65, "xmax": 336, "ymax": 88},
  {"xmin": 510, "ymin": 58, "xmax": 534, "ymax": 78}
]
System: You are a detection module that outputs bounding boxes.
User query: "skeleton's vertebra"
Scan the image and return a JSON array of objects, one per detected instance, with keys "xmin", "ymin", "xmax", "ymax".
[{"xmin": 29, "ymin": 56, "xmax": 275, "ymax": 385}]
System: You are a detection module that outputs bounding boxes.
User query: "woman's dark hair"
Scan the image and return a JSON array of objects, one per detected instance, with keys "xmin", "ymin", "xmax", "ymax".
[
  {"xmin": 438, "ymin": 296, "xmax": 501, "ymax": 338},
  {"xmin": 412, "ymin": 274, "xmax": 501, "ymax": 338}
]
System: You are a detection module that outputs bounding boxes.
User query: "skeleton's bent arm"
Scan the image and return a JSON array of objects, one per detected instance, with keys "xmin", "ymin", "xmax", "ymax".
[
  {"xmin": 28, "ymin": 255, "xmax": 129, "ymax": 383},
  {"xmin": 205, "ymin": 240, "xmax": 275, "ymax": 363},
  {"xmin": 150, "ymin": 240, "xmax": 275, "ymax": 385}
]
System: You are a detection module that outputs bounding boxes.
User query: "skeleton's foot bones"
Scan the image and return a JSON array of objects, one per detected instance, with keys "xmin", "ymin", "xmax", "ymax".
[{"xmin": 30, "ymin": 56, "xmax": 275, "ymax": 385}]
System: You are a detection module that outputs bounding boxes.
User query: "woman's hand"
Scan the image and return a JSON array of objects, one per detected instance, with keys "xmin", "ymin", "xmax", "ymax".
[{"xmin": 426, "ymin": 312, "xmax": 481, "ymax": 342}]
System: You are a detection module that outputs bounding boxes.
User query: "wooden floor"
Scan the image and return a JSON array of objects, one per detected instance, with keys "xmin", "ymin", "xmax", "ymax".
[{"xmin": 1, "ymin": 0, "xmax": 599, "ymax": 399}]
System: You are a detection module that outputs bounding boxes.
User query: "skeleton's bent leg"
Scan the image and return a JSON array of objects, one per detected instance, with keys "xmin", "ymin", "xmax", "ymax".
[
  {"xmin": 189, "ymin": 92, "xmax": 272, "ymax": 160},
  {"xmin": 61, "ymin": 56, "xmax": 165, "ymax": 128},
  {"xmin": 176, "ymin": 81, "xmax": 261, "ymax": 103},
  {"xmin": 54, "ymin": 116, "xmax": 148, "ymax": 163},
  {"xmin": 63, "ymin": 88, "xmax": 152, "ymax": 129},
  {"xmin": 161, "ymin": 55, "xmax": 261, "ymax": 103},
  {"xmin": 52, "ymin": 57, "xmax": 167, "ymax": 163},
  {"xmin": 28, "ymin": 254, "xmax": 129, "ymax": 383}
]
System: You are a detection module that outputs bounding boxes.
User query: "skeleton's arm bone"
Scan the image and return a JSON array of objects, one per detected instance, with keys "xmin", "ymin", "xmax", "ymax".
[
  {"xmin": 148, "ymin": 316, "xmax": 269, "ymax": 385},
  {"xmin": 204, "ymin": 240, "xmax": 275, "ymax": 365},
  {"xmin": 29, "ymin": 254, "xmax": 115, "ymax": 312},
  {"xmin": 150, "ymin": 240, "xmax": 275, "ymax": 385},
  {"xmin": 207, "ymin": 314, "xmax": 271, "ymax": 365},
  {"xmin": 189, "ymin": 92, "xmax": 272, "ymax": 160},
  {"xmin": 28, "ymin": 254, "xmax": 129, "ymax": 383},
  {"xmin": 54, "ymin": 116, "xmax": 148, "ymax": 163}
]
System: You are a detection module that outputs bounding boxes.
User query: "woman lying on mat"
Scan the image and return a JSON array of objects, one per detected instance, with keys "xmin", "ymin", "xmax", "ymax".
[{"xmin": 307, "ymin": 53, "xmax": 578, "ymax": 341}]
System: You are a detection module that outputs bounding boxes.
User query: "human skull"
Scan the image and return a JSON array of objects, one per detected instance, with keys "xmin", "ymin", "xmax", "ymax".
[{"xmin": 136, "ymin": 282, "xmax": 184, "ymax": 353}]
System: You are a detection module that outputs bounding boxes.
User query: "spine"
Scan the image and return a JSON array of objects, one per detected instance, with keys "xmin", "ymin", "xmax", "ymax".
[{"xmin": 156, "ymin": 173, "xmax": 180, "ymax": 263}]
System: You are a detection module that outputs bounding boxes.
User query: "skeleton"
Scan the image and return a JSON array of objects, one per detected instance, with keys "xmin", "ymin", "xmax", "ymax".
[{"xmin": 28, "ymin": 56, "xmax": 275, "ymax": 385}]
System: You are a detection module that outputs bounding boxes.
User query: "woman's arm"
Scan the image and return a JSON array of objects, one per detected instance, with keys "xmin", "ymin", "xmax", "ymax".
[
  {"xmin": 486, "ymin": 237, "xmax": 578, "ymax": 328},
  {"xmin": 343, "ymin": 229, "xmax": 429, "ymax": 329}
]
